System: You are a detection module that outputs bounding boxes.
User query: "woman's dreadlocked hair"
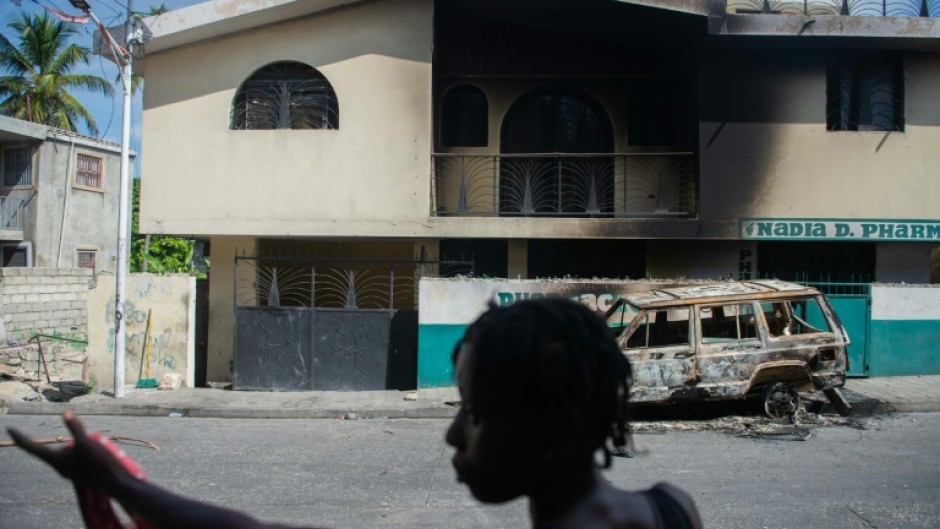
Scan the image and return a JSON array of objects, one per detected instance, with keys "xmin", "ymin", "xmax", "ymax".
[{"xmin": 453, "ymin": 297, "xmax": 633, "ymax": 468}]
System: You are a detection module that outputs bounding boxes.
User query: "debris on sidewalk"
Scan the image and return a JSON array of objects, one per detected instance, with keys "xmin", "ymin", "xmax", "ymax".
[
  {"xmin": 0, "ymin": 380, "xmax": 41, "ymax": 409},
  {"xmin": 159, "ymin": 373, "xmax": 183, "ymax": 391},
  {"xmin": 404, "ymin": 391, "xmax": 418, "ymax": 401}
]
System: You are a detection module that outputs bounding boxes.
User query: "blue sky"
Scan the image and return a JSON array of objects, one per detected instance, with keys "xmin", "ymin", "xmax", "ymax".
[{"xmin": 1, "ymin": 0, "xmax": 204, "ymax": 175}]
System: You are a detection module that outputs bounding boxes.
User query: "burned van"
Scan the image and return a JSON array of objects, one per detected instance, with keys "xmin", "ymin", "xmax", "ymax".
[{"xmin": 607, "ymin": 280, "xmax": 852, "ymax": 418}]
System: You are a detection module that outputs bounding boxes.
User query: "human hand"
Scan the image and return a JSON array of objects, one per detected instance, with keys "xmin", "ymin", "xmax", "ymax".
[{"xmin": 7, "ymin": 412, "xmax": 137, "ymax": 496}]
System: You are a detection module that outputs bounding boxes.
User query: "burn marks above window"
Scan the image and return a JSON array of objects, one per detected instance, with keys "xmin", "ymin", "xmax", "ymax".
[
  {"xmin": 827, "ymin": 52, "xmax": 904, "ymax": 132},
  {"xmin": 230, "ymin": 61, "xmax": 339, "ymax": 130},
  {"xmin": 441, "ymin": 85, "xmax": 488, "ymax": 147}
]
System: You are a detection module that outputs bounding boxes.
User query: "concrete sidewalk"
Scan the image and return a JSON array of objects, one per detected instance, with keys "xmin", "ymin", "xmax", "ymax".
[{"xmin": 5, "ymin": 376, "xmax": 938, "ymax": 419}]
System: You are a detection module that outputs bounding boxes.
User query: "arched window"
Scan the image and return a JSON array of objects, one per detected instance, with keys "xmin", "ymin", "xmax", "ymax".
[
  {"xmin": 499, "ymin": 86, "xmax": 614, "ymax": 216},
  {"xmin": 627, "ymin": 85, "xmax": 676, "ymax": 147},
  {"xmin": 501, "ymin": 86, "xmax": 612, "ymax": 154},
  {"xmin": 230, "ymin": 61, "xmax": 339, "ymax": 130},
  {"xmin": 441, "ymin": 85, "xmax": 488, "ymax": 147}
]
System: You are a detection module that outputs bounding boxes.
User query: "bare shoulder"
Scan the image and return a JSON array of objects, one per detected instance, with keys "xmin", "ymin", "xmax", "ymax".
[{"xmin": 648, "ymin": 482, "xmax": 703, "ymax": 529}]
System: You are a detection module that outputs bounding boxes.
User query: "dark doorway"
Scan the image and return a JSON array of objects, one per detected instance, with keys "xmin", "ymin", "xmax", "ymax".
[
  {"xmin": 1, "ymin": 246, "xmax": 27, "ymax": 267},
  {"xmin": 440, "ymin": 239, "xmax": 508, "ymax": 278},
  {"xmin": 528, "ymin": 239, "xmax": 646, "ymax": 279},
  {"xmin": 194, "ymin": 278, "xmax": 209, "ymax": 387},
  {"xmin": 758, "ymin": 242, "xmax": 875, "ymax": 282}
]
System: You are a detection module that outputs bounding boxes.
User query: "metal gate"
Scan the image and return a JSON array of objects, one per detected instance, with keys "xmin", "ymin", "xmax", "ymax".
[
  {"xmin": 804, "ymin": 282, "xmax": 870, "ymax": 377},
  {"xmin": 233, "ymin": 255, "xmax": 471, "ymax": 391}
]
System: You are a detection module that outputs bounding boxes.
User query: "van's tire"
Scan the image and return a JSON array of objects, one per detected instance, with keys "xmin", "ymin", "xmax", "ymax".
[{"xmin": 763, "ymin": 382, "xmax": 802, "ymax": 420}]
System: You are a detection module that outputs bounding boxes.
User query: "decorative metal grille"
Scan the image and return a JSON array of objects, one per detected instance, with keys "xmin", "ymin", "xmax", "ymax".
[
  {"xmin": 76, "ymin": 154, "xmax": 102, "ymax": 188},
  {"xmin": 235, "ymin": 255, "xmax": 474, "ymax": 309},
  {"xmin": 230, "ymin": 62, "xmax": 339, "ymax": 130},
  {"xmin": 3, "ymin": 147, "xmax": 32, "ymax": 187},
  {"xmin": 432, "ymin": 153, "xmax": 696, "ymax": 217},
  {"xmin": 728, "ymin": 0, "xmax": 937, "ymax": 16}
]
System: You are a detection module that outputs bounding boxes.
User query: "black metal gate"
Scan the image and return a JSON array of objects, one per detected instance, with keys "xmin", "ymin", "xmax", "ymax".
[{"xmin": 233, "ymin": 255, "xmax": 469, "ymax": 391}]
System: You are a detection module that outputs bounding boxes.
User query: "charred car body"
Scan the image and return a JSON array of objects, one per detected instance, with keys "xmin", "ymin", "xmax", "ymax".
[{"xmin": 608, "ymin": 280, "xmax": 852, "ymax": 418}]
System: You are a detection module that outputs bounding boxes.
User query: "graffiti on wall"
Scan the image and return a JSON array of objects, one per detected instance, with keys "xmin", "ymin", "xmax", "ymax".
[
  {"xmin": 496, "ymin": 290, "xmax": 630, "ymax": 314},
  {"xmin": 96, "ymin": 280, "xmax": 189, "ymax": 381}
]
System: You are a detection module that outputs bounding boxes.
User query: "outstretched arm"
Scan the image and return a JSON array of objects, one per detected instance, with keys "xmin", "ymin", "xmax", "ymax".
[{"xmin": 8, "ymin": 412, "xmax": 316, "ymax": 529}]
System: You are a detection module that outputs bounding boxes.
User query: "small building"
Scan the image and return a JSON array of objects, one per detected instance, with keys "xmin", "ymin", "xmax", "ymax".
[
  {"xmin": 0, "ymin": 114, "xmax": 131, "ymax": 274},
  {"xmin": 136, "ymin": 0, "xmax": 940, "ymax": 386}
]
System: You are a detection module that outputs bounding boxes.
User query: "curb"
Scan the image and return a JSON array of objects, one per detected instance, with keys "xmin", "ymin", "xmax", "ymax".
[{"xmin": 7, "ymin": 402, "xmax": 461, "ymax": 420}]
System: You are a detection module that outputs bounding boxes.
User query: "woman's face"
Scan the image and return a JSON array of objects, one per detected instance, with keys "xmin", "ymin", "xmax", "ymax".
[{"xmin": 445, "ymin": 344, "xmax": 537, "ymax": 503}]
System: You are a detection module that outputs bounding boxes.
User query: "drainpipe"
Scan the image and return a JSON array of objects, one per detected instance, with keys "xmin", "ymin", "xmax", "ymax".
[{"xmin": 55, "ymin": 133, "xmax": 76, "ymax": 267}]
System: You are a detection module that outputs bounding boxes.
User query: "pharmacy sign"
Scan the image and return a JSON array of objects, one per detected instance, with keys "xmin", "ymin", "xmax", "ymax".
[{"xmin": 739, "ymin": 218, "xmax": 940, "ymax": 241}]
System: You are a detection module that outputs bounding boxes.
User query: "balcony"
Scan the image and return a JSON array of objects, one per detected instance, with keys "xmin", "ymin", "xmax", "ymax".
[
  {"xmin": 727, "ymin": 0, "xmax": 940, "ymax": 16},
  {"xmin": 0, "ymin": 193, "xmax": 28, "ymax": 239},
  {"xmin": 431, "ymin": 153, "xmax": 696, "ymax": 218}
]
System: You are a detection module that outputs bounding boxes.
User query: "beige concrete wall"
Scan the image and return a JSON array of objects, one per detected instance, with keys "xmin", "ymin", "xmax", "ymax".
[
  {"xmin": 87, "ymin": 273, "xmax": 196, "ymax": 390},
  {"xmin": 698, "ymin": 50, "xmax": 940, "ymax": 223},
  {"xmin": 207, "ymin": 236, "xmax": 255, "ymax": 382},
  {"xmin": 140, "ymin": 0, "xmax": 433, "ymax": 238}
]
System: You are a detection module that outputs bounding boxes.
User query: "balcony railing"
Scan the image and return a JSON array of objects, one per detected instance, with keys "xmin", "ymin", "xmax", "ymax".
[
  {"xmin": 432, "ymin": 153, "xmax": 696, "ymax": 218},
  {"xmin": 727, "ymin": 0, "xmax": 940, "ymax": 16},
  {"xmin": 0, "ymin": 194, "xmax": 28, "ymax": 230}
]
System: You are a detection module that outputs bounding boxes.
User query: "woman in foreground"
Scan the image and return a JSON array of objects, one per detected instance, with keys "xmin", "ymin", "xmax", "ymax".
[{"xmin": 9, "ymin": 297, "xmax": 701, "ymax": 529}]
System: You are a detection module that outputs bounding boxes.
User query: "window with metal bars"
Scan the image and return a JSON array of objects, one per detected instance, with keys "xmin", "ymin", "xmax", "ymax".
[
  {"xmin": 230, "ymin": 61, "xmax": 339, "ymax": 130},
  {"xmin": 77, "ymin": 249, "xmax": 97, "ymax": 272},
  {"xmin": 3, "ymin": 147, "xmax": 33, "ymax": 187},
  {"xmin": 827, "ymin": 52, "xmax": 904, "ymax": 132},
  {"xmin": 76, "ymin": 154, "xmax": 103, "ymax": 188}
]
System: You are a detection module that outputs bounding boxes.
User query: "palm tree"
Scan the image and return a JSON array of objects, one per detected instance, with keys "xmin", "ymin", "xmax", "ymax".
[{"xmin": 0, "ymin": 11, "xmax": 113, "ymax": 135}]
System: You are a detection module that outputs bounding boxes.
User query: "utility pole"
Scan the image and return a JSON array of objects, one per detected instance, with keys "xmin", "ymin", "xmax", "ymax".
[
  {"xmin": 114, "ymin": 0, "xmax": 134, "ymax": 398},
  {"xmin": 68, "ymin": 0, "xmax": 137, "ymax": 398}
]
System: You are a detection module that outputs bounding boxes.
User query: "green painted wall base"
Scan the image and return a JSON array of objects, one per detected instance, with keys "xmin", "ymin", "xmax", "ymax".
[
  {"xmin": 869, "ymin": 320, "xmax": 940, "ymax": 376},
  {"xmin": 417, "ymin": 324, "xmax": 467, "ymax": 388}
]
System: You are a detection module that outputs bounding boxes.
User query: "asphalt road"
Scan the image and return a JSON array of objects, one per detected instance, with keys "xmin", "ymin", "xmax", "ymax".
[{"xmin": 1, "ymin": 413, "xmax": 938, "ymax": 529}]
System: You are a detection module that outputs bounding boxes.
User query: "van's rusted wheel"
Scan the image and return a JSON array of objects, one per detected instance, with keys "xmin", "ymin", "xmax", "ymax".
[{"xmin": 763, "ymin": 382, "xmax": 801, "ymax": 420}]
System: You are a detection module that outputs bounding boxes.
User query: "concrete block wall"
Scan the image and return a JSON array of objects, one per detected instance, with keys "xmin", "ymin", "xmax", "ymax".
[{"xmin": 0, "ymin": 267, "xmax": 92, "ymax": 382}]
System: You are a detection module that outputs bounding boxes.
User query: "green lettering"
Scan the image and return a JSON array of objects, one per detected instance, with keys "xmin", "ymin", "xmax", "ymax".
[
  {"xmin": 894, "ymin": 224, "xmax": 909, "ymax": 239},
  {"xmin": 928, "ymin": 225, "xmax": 940, "ymax": 240},
  {"xmin": 497, "ymin": 292, "xmax": 514, "ymax": 306},
  {"xmin": 757, "ymin": 222, "xmax": 773, "ymax": 236},
  {"xmin": 774, "ymin": 223, "xmax": 789, "ymax": 236},
  {"xmin": 912, "ymin": 224, "xmax": 926, "ymax": 239},
  {"xmin": 878, "ymin": 224, "xmax": 893, "ymax": 239},
  {"xmin": 811, "ymin": 223, "xmax": 826, "ymax": 237},
  {"xmin": 862, "ymin": 224, "xmax": 878, "ymax": 238},
  {"xmin": 835, "ymin": 223, "xmax": 851, "ymax": 237}
]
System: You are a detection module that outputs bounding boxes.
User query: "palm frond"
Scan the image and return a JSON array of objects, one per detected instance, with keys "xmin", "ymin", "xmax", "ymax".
[
  {"xmin": 48, "ymin": 43, "xmax": 91, "ymax": 76},
  {"xmin": 60, "ymin": 74, "xmax": 114, "ymax": 96},
  {"xmin": 0, "ymin": 11, "xmax": 111, "ymax": 135}
]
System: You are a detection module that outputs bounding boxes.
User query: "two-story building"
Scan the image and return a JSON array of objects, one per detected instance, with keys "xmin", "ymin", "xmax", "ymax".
[
  {"xmin": 0, "ymin": 114, "xmax": 128, "ymax": 274},
  {"xmin": 136, "ymin": 0, "xmax": 940, "ymax": 387}
]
